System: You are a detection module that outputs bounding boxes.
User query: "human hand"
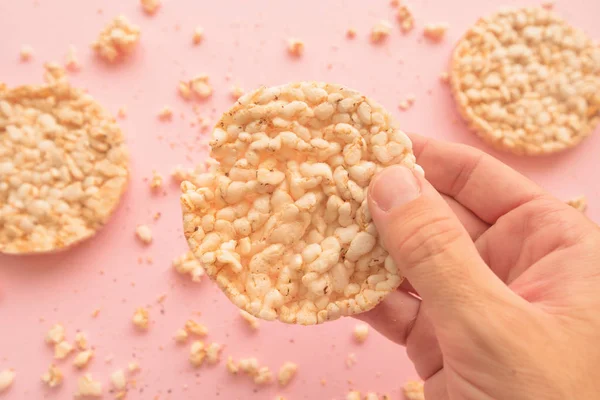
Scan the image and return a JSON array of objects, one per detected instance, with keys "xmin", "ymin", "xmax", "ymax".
[{"xmin": 360, "ymin": 135, "xmax": 600, "ymax": 400}]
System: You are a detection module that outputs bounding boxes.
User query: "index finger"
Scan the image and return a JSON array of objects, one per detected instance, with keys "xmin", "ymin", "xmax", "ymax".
[{"xmin": 408, "ymin": 134, "xmax": 549, "ymax": 224}]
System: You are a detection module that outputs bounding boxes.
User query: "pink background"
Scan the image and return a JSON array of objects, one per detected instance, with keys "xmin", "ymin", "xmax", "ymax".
[{"xmin": 1, "ymin": 0, "xmax": 599, "ymax": 399}]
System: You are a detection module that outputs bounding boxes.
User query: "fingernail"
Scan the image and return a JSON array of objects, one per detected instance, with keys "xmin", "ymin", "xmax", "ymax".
[{"xmin": 370, "ymin": 165, "xmax": 421, "ymax": 212}]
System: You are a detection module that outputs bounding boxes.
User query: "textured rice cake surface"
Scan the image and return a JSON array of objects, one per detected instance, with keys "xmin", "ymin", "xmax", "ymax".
[
  {"xmin": 181, "ymin": 82, "xmax": 419, "ymax": 325},
  {"xmin": 0, "ymin": 81, "xmax": 129, "ymax": 254},
  {"xmin": 451, "ymin": 7, "xmax": 600, "ymax": 155}
]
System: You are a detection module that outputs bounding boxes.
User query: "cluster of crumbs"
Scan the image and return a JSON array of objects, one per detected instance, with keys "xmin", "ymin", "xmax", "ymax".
[
  {"xmin": 396, "ymin": 4, "xmax": 415, "ymax": 32},
  {"xmin": 227, "ymin": 357, "xmax": 273, "ymax": 385},
  {"xmin": 172, "ymin": 250, "xmax": 205, "ymax": 282},
  {"xmin": 150, "ymin": 170, "xmax": 163, "ymax": 190},
  {"xmin": 189, "ymin": 341, "xmax": 223, "ymax": 367},
  {"xmin": 92, "ymin": 15, "xmax": 141, "ymax": 62},
  {"xmin": 41, "ymin": 364, "xmax": 63, "ymax": 388},
  {"xmin": 75, "ymin": 374, "xmax": 102, "ymax": 398},
  {"xmin": 277, "ymin": 362, "xmax": 298, "ymax": 386},
  {"xmin": 178, "ymin": 75, "xmax": 213, "ymax": 100}
]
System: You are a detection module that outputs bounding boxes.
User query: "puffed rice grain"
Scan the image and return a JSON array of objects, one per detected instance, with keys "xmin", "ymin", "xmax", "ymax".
[{"xmin": 92, "ymin": 15, "xmax": 140, "ymax": 62}]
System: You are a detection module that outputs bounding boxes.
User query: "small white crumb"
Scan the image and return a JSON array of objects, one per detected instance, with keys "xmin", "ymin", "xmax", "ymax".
[
  {"xmin": 404, "ymin": 380, "xmax": 425, "ymax": 400},
  {"xmin": 254, "ymin": 366, "xmax": 273, "ymax": 385},
  {"xmin": 230, "ymin": 85, "xmax": 245, "ymax": 100},
  {"xmin": 439, "ymin": 71, "xmax": 450, "ymax": 83},
  {"xmin": 238, "ymin": 358, "xmax": 259, "ymax": 375},
  {"xmin": 193, "ymin": 26, "xmax": 204, "ymax": 44},
  {"xmin": 110, "ymin": 369, "xmax": 127, "ymax": 390},
  {"xmin": 158, "ymin": 106, "xmax": 173, "ymax": 120},
  {"xmin": 41, "ymin": 364, "xmax": 63, "ymax": 388},
  {"xmin": 128, "ymin": 361, "xmax": 140, "ymax": 373},
  {"xmin": 423, "ymin": 23, "xmax": 449, "ymax": 42},
  {"xmin": 346, "ymin": 390, "xmax": 361, "ymax": 400},
  {"xmin": 141, "ymin": 0, "xmax": 160, "ymax": 14},
  {"xmin": 226, "ymin": 357, "xmax": 239, "ymax": 374},
  {"xmin": 0, "ymin": 369, "xmax": 15, "ymax": 393},
  {"xmin": 346, "ymin": 28, "xmax": 356, "ymax": 39},
  {"xmin": 132, "ymin": 307, "xmax": 150, "ymax": 330},
  {"xmin": 190, "ymin": 75, "xmax": 213, "ymax": 99},
  {"xmin": 174, "ymin": 328, "xmax": 189, "ymax": 343},
  {"xmin": 353, "ymin": 323, "xmax": 369, "ymax": 343},
  {"xmin": 135, "ymin": 225, "xmax": 153, "ymax": 244},
  {"xmin": 287, "ymin": 38, "xmax": 304, "ymax": 56},
  {"xmin": 73, "ymin": 350, "xmax": 94, "ymax": 369},
  {"xmin": 370, "ymin": 20, "xmax": 392, "ymax": 43},
  {"xmin": 345, "ymin": 353, "xmax": 357, "ymax": 368},
  {"xmin": 92, "ymin": 15, "xmax": 140, "ymax": 63},
  {"xmin": 277, "ymin": 362, "xmax": 298, "ymax": 386},
  {"xmin": 65, "ymin": 45, "xmax": 81, "ymax": 71},
  {"xmin": 178, "ymin": 81, "xmax": 193, "ymax": 100},
  {"xmin": 150, "ymin": 170, "xmax": 163, "ymax": 189},
  {"xmin": 239, "ymin": 310, "xmax": 259, "ymax": 330},
  {"xmin": 206, "ymin": 342, "xmax": 223, "ymax": 365},
  {"xmin": 185, "ymin": 320, "xmax": 208, "ymax": 336},
  {"xmin": 365, "ymin": 393, "xmax": 379, "ymax": 400},
  {"xmin": 189, "ymin": 341, "xmax": 206, "ymax": 367},
  {"xmin": 75, "ymin": 374, "xmax": 102, "ymax": 397},
  {"xmin": 46, "ymin": 324, "xmax": 66, "ymax": 345},
  {"xmin": 74, "ymin": 332, "xmax": 88, "ymax": 350},
  {"xmin": 20, "ymin": 45, "xmax": 33, "ymax": 61},
  {"xmin": 54, "ymin": 341, "xmax": 74, "ymax": 360}
]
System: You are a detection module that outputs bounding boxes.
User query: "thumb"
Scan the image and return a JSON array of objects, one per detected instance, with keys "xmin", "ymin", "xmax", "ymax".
[{"xmin": 368, "ymin": 165, "xmax": 508, "ymax": 320}]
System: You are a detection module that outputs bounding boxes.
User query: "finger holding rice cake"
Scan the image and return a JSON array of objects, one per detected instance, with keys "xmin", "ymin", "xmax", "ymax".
[{"xmin": 181, "ymin": 81, "xmax": 421, "ymax": 325}]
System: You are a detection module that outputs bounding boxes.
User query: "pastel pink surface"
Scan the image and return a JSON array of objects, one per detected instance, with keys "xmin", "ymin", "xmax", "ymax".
[{"xmin": 0, "ymin": 0, "xmax": 599, "ymax": 399}]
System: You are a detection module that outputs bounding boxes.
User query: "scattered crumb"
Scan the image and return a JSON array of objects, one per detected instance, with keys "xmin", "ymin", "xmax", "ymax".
[
  {"xmin": 423, "ymin": 23, "xmax": 449, "ymax": 42},
  {"xmin": 353, "ymin": 323, "xmax": 369, "ymax": 343},
  {"xmin": 567, "ymin": 195, "xmax": 587, "ymax": 212},
  {"xmin": 110, "ymin": 369, "xmax": 127, "ymax": 390},
  {"xmin": 178, "ymin": 81, "xmax": 193, "ymax": 100},
  {"xmin": 158, "ymin": 106, "xmax": 173, "ymax": 120},
  {"xmin": 390, "ymin": 0, "xmax": 400, "ymax": 6},
  {"xmin": 320, "ymin": 378, "xmax": 327, "ymax": 386},
  {"xmin": 174, "ymin": 328, "xmax": 189, "ymax": 343},
  {"xmin": 542, "ymin": 1, "xmax": 555, "ymax": 9},
  {"xmin": 190, "ymin": 75, "xmax": 213, "ymax": 99},
  {"xmin": 277, "ymin": 362, "xmax": 298, "ymax": 386},
  {"xmin": 65, "ymin": 45, "xmax": 81, "ymax": 71},
  {"xmin": 117, "ymin": 107, "xmax": 127, "ymax": 119},
  {"xmin": 128, "ymin": 361, "xmax": 140, "ymax": 373},
  {"xmin": 345, "ymin": 353, "xmax": 357, "ymax": 368},
  {"xmin": 73, "ymin": 350, "xmax": 94, "ymax": 369},
  {"xmin": 140, "ymin": 0, "xmax": 160, "ymax": 14},
  {"xmin": 43, "ymin": 62, "xmax": 67, "ymax": 84},
  {"xmin": 275, "ymin": 396, "xmax": 287, "ymax": 400},
  {"xmin": 346, "ymin": 28, "xmax": 357, "ymax": 39},
  {"xmin": 254, "ymin": 366, "xmax": 273, "ymax": 385},
  {"xmin": 54, "ymin": 341, "xmax": 74, "ymax": 360},
  {"xmin": 287, "ymin": 38, "xmax": 304, "ymax": 57},
  {"xmin": 74, "ymin": 332, "xmax": 88, "ymax": 350},
  {"xmin": 238, "ymin": 358, "xmax": 259, "ymax": 375},
  {"xmin": 226, "ymin": 357, "xmax": 239, "ymax": 374},
  {"xmin": 399, "ymin": 95, "xmax": 416, "ymax": 111},
  {"xmin": 150, "ymin": 170, "xmax": 163, "ymax": 190},
  {"xmin": 370, "ymin": 20, "xmax": 392, "ymax": 43},
  {"xmin": 0, "ymin": 370, "xmax": 15, "ymax": 393},
  {"xmin": 185, "ymin": 320, "xmax": 208, "ymax": 336},
  {"xmin": 230, "ymin": 85, "xmax": 245, "ymax": 100},
  {"xmin": 135, "ymin": 225, "xmax": 153, "ymax": 244},
  {"xmin": 41, "ymin": 364, "xmax": 63, "ymax": 388},
  {"xmin": 439, "ymin": 71, "xmax": 450, "ymax": 83},
  {"xmin": 157, "ymin": 293, "xmax": 167, "ymax": 303},
  {"xmin": 92, "ymin": 15, "xmax": 141, "ymax": 62},
  {"xmin": 75, "ymin": 374, "xmax": 102, "ymax": 397},
  {"xmin": 403, "ymin": 380, "xmax": 425, "ymax": 400},
  {"xmin": 92, "ymin": 309, "xmax": 101, "ymax": 318},
  {"xmin": 239, "ymin": 310, "xmax": 260, "ymax": 330},
  {"xmin": 192, "ymin": 26, "xmax": 204, "ymax": 45},
  {"xmin": 365, "ymin": 393, "xmax": 379, "ymax": 400},
  {"xmin": 189, "ymin": 341, "xmax": 206, "ymax": 367},
  {"xmin": 153, "ymin": 212, "xmax": 162, "ymax": 220},
  {"xmin": 132, "ymin": 307, "xmax": 150, "ymax": 330},
  {"xmin": 172, "ymin": 251, "xmax": 205, "ymax": 282},
  {"xmin": 346, "ymin": 390, "xmax": 361, "ymax": 400},
  {"xmin": 20, "ymin": 45, "xmax": 33, "ymax": 61},
  {"xmin": 206, "ymin": 343, "xmax": 223, "ymax": 364},
  {"xmin": 46, "ymin": 324, "xmax": 66, "ymax": 345},
  {"xmin": 397, "ymin": 5, "xmax": 415, "ymax": 33}
]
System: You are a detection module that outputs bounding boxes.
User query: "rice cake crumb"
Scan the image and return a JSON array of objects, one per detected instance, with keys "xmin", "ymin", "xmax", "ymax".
[
  {"xmin": 346, "ymin": 28, "xmax": 357, "ymax": 39},
  {"xmin": 41, "ymin": 364, "xmax": 63, "ymax": 388},
  {"xmin": 185, "ymin": 319, "xmax": 208, "ymax": 336},
  {"xmin": 439, "ymin": 71, "xmax": 450, "ymax": 83},
  {"xmin": 193, "ymin": 26, "xmax": 204, "ymax": 45},
  {"xmin": 73, "ymin": 350, "xmax": 94, "ymax": 368},
  {"xmin": 566, "ymin": 195, "xmax": 587, "ymax": 212},
  {"xmin": 117, "ymin": 107, "xmax": 127, "ymax": 118},
  {"xmin": 0, "ymin": 370, "xmax": 15, "ymax": 393},
  {"xmin": 174, "ymin": 328, "xmax": 189, "ymax": 343},
  {"xmin": 92, "ymin": 15, "xmax": 141, "ymax": 62},
  {"xmin": 542, "ymin": 1, "xmax": 555, "ymax": 9},
  {"xmin": 230, "ymin": 85, "xmax": 245, "ymax": 100},
  {"xmin": 287, "ymin": 38, "xmax": 305, "ymax": 57},
  {"xmin": 75, "ymin": 374, "xmax": 102, "ymax": 397},
  {"xmin": 46, "ymin": 324, "xmax": 66, "ymax": 345},
  {"xmin": 20, "ymin": 45, "xmax": 33, "ymax": 61},
  {"xmin": 189, "ymin": 341, "xmax": 206, "ymax": 367},
  {"xmin": 238, "ymin": 358, "xmax": 259, "ymax": 375},
  {"xmin": 365, "ymin": 393, "xmax": 379, "ymax": 400},
  {"xmin": 353, "ymin": 323, "xmax": 369, "ymax": 342},
  {"xmin": 65, "ymin": 45, "xmax": 81, "ymax": 71},
  {"xmin": 178, "ymin": 81, "xmax": 193, "ymax": 100},
  {"xmin": 128, "ymin": 361, "xmax": 140, "ymax": 373},
  {"xmin": 423, "ymin": 23, "xmax": 448, "ymax": 42},
  {"xmin": 403, "ymin": 380, "xmax": 425, "ymax": 400},
  {"xmin": 190, "ymin": 75, "xmax": 213, "ymax": 99},
  {"xmin": 172, "ymin": 251, "xmax": 205, "ymax": 282},
  {"xmin": 390, "ymin": 0, "xmax": 400, "ymax": 6},
  {"xmin": 110, "ymin": 369, "xmax": 127, "ymax": 390},
  {"xmin": 345, "ymin": 353, "xmax": 357, "ymax": 368},
  {"xmin": 135, "ymin": 225, "xmax": 153, "ymax": 244},
  {"xmin": 254, "ymin": 366, "xmax": 273, "ymax": 385},
  {"xmin": 226, "ymin": 357, "xmax": 239, "ymax": 374},
  {"xmin": 277, "ymin": 362, "xmax": 298, "ymax": 386},
  {"xmin": 54, "ymin": 341, "xmax": 74, "ymax": 359},
  {"xmin": 397, "ymin": 5, "xmax": 415, "ymax": 33},
  {"xmin": 158, "ymin": 106, "xmax": 173, "ymax": 120},
  {"xmin": 150, "ymin": 170, "xmax": 163, "ymax": 190},
  {"xmin": 75, "ymin": 332, "xmax": 88, "ymax": 350},
  {"xmin": 92, "ymin": 309, "xmax": 101, "ymax": 318},
  {"xmin": 140, "ymin": 0, "xmax": 160, "ymax": 15},
  {"xmin": 239, "ymin": 310, "xmax": 260, "ymax": 330},
  {"xmin": 132, "ymin": 307, "xmax": 150, "ymax": 330},
  {"xmin": 206, "ymin": 342, "xmax": 223, "ymax": 364},
  {"xmin": 346, "ymin": 390, "xmax": 361, "ymax": 400},
  {"xmin": 371, "ymin": 20, "xmax": 392, "ymax": 43},
  {"xmin": 450, "ymin": 6, "xmax": 600, "ymax": 155}
]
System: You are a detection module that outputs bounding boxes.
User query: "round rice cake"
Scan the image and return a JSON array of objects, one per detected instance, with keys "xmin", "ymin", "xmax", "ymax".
[
  {"xmin": 450, "ymin": 6, "xmax": 600, "ymax": 155},
  {"xmin": 0, "ymin": 80, "xmax": 129, "ymax": 254},
  {"xmin": 181, "ymin": 82, "xmax": 420, "ymax": 325}
]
